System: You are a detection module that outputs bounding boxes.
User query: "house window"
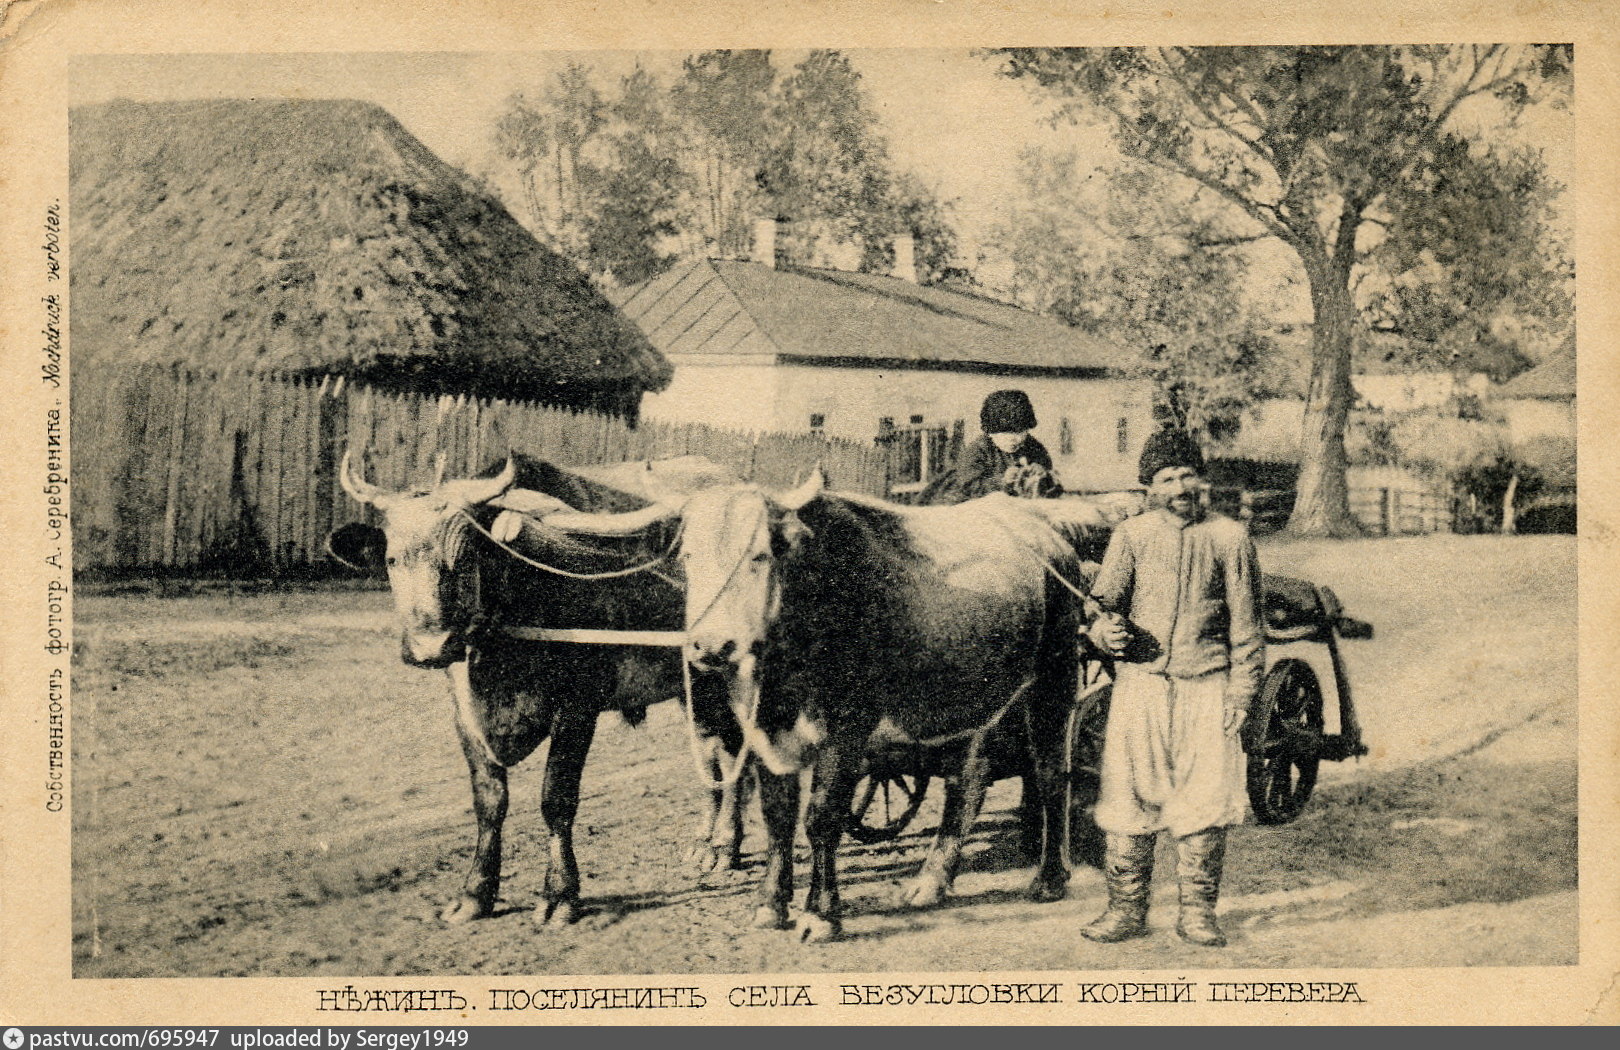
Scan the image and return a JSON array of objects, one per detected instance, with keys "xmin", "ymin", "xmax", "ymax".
[
  {"xmin": 1059, "ymin": 417, "xmax": 1074, "ymax": 456},
  {"xmin": 809, "ymin": 413, "xmax": 826, "ymax": 434},
  {"xmin": 1116, "ymin": 416, "xmax": 1130, "ymax": 455},
  {"xmin": 909, "ymin": 414, "xmax": 925, "ymax": 426}
]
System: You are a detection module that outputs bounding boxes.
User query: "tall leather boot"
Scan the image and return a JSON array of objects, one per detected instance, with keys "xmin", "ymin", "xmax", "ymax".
[
  {"xmin": 1174, "ymin": 828, "xmax": 1228, "ymax": 947},
  {"xmin": 1081, "ymin": 833, "xmax": 1155, "ymax": 943}
]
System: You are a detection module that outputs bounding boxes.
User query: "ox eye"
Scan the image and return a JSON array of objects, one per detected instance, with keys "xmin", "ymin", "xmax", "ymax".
[
  {"xmin": 385, "ymin": 555, "xmax": 399, "ymax": 568},
  {"xmin": 751, "ymin": 550, "xmax": 771, "ymax": 564}
]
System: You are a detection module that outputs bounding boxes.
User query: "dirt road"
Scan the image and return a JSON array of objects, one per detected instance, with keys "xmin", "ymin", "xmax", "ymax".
[{"xmin": 70, "ymin": 535, "xmax": 1577, "ymax": 976}]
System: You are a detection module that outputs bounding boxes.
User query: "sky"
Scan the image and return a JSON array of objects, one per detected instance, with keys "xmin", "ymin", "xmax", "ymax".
[
  {"xmin": 69, "ymin": 49, "xmax": 1109, "ymax": 249},
  {"xmin": 71, "ymin": 48, "xmax": 1573, "ymax": 337}
]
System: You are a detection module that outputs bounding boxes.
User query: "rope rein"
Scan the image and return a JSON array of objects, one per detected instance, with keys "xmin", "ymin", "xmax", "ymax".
[
  {"xmin": 461, "ymin": 496, "xmax": 764, "ymax": 791},
  {"xmin": 675, "ymin": 500, "xmax": 771, "ymax": 789}
]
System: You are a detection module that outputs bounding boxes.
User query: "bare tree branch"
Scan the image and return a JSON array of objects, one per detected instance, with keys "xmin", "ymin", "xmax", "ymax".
[
  {"xmin": 1096, "ymin": 96, "xmax": 1298, "ymax": 248},
  {"xmin": 1157, "ymin": 48, "xmax": 1274, "ymax": 164}
]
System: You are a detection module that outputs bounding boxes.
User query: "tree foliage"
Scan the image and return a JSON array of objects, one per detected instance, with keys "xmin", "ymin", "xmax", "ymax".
[
  {"xmin": 992, "ymin": 45, "xmax": 1571, "ymax": 534},
  {"xmin": 485, "ymin": 50, "xmax": 958, "ymax": 286},
  {"xmin": 991, "ymin": 148, "xmax": 1275, "ymax": 442}
]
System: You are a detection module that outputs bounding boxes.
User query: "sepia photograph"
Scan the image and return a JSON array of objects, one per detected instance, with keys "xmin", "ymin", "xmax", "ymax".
[{"xmin": 2, "ymin": 0, "xmax": 1616, "ymax": 1027}]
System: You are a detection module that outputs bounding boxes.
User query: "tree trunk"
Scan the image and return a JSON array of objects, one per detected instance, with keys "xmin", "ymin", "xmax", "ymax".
[
  {"xmin": 1502, "ymin": 473, "xmax": 1519, "ymax": 534},
  {"xmin": 1286, "ymin": 247, "xmax": 1364, "ymax": 537}
]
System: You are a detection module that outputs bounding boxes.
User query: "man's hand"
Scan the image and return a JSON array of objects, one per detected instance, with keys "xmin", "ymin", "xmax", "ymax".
[
  {"xmin": 1223, "ymin": 702, "xmax": 1248, "ymax": 736},
  {"xmin": 1087, "ymin": 612, "xmax": 1130, "ymax": 658}
]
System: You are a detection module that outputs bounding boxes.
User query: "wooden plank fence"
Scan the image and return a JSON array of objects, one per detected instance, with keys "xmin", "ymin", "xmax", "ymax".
[
  {"xmin": 1346, "ymin": 466, "xmax": 1456, "ymax": 535},
  {"xmin": 73, "ymin": 367, "xmax": 890, "ymax": 573}
]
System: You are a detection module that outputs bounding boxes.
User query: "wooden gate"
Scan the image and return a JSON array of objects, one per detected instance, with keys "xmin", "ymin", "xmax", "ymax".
[{"xmin": 877, "ymin": 420, "xmax": 964, "ymax": 502}]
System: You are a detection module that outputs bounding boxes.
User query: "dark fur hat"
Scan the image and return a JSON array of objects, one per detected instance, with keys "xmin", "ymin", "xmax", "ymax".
[
  {"xmin": 980, "ymin": 389, "xmax": 1037, "ymax": 433},
  {"xmin": 1138, "ymin": 427, "xmax": 1205, "ymax": 485}
]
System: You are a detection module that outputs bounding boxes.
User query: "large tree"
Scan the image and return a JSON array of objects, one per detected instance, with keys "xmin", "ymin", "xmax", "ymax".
[
  {"xmin": 491, "ymin": 63, "xmax": 606, "ymax": 258},
  {"xmin": 994, "ymin": 45, "xmax": 1571, "ymax": 534},
  {"xmin": 670, "ymin": 49, "xmax": 778, "ymax": 258},
  {"xmin": 764, "ymin": 50, "xmax": 897, "ymax": 262},
  {"xmin": 579, "ymin": 67, "xmax": 688, "ymax": 285}
]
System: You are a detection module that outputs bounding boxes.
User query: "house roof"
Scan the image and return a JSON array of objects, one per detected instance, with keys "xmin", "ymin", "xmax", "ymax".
[
  {"xmin": 610, "ymin": 258, "xmax": 1129, "ymax": 374},
  {"xmin": 70, "ymin": 99, "xmax": 669, "ymax": 409},
  {"xmin": 1497, "ymin": 339, "xmax": 1575, "ymax": 400}
]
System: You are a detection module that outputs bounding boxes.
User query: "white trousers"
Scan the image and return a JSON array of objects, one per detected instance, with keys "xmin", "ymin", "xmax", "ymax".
[{"xmin": 1094, "ymin": 666, "xmax": 1248, "ymax": 839}]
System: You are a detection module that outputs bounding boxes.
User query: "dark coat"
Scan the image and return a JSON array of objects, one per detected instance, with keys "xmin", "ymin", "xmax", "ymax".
[{"xmin": 920, "ymin": 434, "xmax": 1061, "ymax": 505}]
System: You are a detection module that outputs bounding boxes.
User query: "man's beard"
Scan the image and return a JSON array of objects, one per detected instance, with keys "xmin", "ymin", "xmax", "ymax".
[{"xmin": 1152, "ymin": 491, "xmax": 1207, "ymax": 522}]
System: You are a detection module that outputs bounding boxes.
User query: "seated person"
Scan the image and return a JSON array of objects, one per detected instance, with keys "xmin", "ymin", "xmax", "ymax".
[{"xmin": 921, "ymin": 389, "xmax": 1062, "ymax": 505}]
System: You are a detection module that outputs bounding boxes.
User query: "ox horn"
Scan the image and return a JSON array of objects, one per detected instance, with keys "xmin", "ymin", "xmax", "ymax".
[
  {"xmin": 539, "ymin": 501, "xmax": 680, "ymax": 537},
  {"xmin": 775, "ymin": 465, "xmax": 825, "ymax": 511},
  {"xmin": 339, "ymin": 450, "xmax": 386, "ymax": 507},
  {"xmin": 446, "ymin": 456, "xmax": 519, "ymax": 507}
]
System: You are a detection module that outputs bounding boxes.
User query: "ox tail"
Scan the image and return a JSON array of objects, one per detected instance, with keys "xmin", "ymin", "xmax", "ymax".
[
  {"xmin": 722, "ymin": 660, "xmax": 817, "ymax": 776},
  {"xmin": 744, "ymin": 722, "xmax": 806, "ymax": 777}
]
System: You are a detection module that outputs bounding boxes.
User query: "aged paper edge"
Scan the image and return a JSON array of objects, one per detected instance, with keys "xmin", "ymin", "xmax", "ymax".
[{"xmin": 1, "ymin": 0, "xmax": 1616, "ymax": 1026}]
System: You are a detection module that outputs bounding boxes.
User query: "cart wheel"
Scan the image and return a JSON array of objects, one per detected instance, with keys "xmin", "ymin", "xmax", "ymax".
[
  {"xmin": 1064, "ymin": 678, "xmax": 1112, "ymax": 867},
  {"xmin": 846, "ymin": 771, "xmax": 930, "ymax": 844},
  {"xmin": 1246, "ymin": 658, "xmax": 1325, "ymax": 825}
]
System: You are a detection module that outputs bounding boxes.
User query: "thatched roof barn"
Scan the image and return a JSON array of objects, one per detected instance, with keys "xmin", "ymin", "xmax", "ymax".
[
  {"xmin": 70, "ymin": 99, "xmax": 669, "ymax": 415},
  {"xmin": 1497, "ymin": 338, "xmax": 1575, "ymax": 401}
]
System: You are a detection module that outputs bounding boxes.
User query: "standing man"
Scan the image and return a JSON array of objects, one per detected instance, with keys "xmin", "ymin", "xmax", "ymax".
[{"xmin": 1081, "ymin": 428, "xmax": 1265, "ymax": 947}]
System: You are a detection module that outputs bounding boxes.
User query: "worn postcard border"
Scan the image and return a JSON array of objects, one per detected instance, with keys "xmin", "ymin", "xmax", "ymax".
[{"xmin": 2, "ymin": 0, "xmax": 1616, "ymax": 1026}]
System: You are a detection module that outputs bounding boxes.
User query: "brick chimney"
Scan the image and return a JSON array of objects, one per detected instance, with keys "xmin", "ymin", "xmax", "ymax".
[
  {"xmin": 892, "ymin": 233, "xmax": 917, "ymax": 283},
  {"xmin": 752, "ymin": 217, "xmax": 778, "ymax": 268}
]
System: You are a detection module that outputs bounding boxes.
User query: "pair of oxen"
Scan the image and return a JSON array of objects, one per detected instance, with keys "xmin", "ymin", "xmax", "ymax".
[{"xmin": 331, "ymin": 452, "xmax": 1109, "ymax": 942}]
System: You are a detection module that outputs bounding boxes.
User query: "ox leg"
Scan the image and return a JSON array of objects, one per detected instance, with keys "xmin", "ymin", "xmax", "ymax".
[
  {"xmin": 1024, "ymin": 680, "xmax": 1074, "ymax": 903},
  {"xmin": 445, "ymin": 665, "xmax": 507, "ymax": 924},
  {"xmin": 537, "ymin": 705, "xmax": 599, "ymax": 927},
  {"xmin": 714, "ymin": 760, "xmax": 754, "ymax": 869},
  {"xmin": 751, "ymin": 768, "xmax": 798, "ymax": 929},
  {"xmin": 686, "ymin": 674, "xmax": 752, "ymax": 872},
  {"xmin": 902, "ymin": 736, "xmax": 989, "ymax": 909},
  {"xmin": 800, "ymin": 744, "xmax": 862, "ymax": 943}
]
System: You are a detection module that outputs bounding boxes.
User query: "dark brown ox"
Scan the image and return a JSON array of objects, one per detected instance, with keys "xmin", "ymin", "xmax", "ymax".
[
  {"xmin": 548, "ymin": 473, "xmax": 1104, "ymax": 941},
  {"xmin": 331, "ymin": 453, "xmax": 747, "ymax": 925}
]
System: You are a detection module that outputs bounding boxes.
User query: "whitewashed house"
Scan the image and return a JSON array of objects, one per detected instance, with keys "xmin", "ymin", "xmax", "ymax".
[
  {"xmin": 1494, "ymin": 340, "xmax": 1575, "ymax": 446},
  {"xmin": 611, "ymin": 231, "xmax": 1153, "ymax": 491}
]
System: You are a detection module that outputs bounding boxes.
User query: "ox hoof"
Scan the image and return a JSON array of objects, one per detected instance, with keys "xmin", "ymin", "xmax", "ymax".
[
  {"xmin": 752, "ymin": 905, "xmax": 791, "ymax": 930},
  {"xmin": 898, "ymin": 876, "xmax": 948, "ymax": 909},
  {"xmin": 795, "ymin": 914, "xmax": 841, "ymax": 944},
  {"xmin": 686, "ymin": 843, "xmax": 741, "ymax": 874},
  {"xmin": 440, "ymin": 896, "xmax": 493, "ymax": 924},
  {"xmin": 539, "ymin": 898, "xmax": 582, "ymax": 927},
  {"xmin": 1027, "ymin": 871, "xmax": 1070, "ymax": 903}
]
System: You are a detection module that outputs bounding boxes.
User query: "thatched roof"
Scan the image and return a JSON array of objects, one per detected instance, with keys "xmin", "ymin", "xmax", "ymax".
[
  {"xmin": 1497, "ymin": 338, "xmax": 1575, "ymax": 400},
  {"xmin": 70, "ymin": 99, "xmax": 669, "ymax": 413}
]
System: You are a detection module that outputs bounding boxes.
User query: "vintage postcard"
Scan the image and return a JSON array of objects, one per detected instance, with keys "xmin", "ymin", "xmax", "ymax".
[{"xmin": 1, "ymin": 0, "xmax": 1616, "ymax": 1027}]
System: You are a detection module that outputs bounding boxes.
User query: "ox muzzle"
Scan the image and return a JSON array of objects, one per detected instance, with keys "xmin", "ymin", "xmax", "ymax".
[{"xmin": 401, "ymin": 629, "xmax": 465, "ymax": 669}]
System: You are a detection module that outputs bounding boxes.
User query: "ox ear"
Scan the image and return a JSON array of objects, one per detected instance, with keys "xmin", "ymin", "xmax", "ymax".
[
  {"xmin": 773, "ymin": 511, "xmax": 815, "ymax": 557},
  {"xmin": 540, "ymin": 501, "xmax": 681, "ymax": 537},
  {"xmin": 775, "ymin": 466, "xmax": 825, "ymax": 512},
  {"xmin": 326, "ymin": 522, "xmax": 385, "ymax": 572},
  {"xmin": 444, "ymin": 456, "xmax": 518, "ymax": 507},
  {"xmin": 488, "ymin": 488, "xmax": 575, "ymax": 517}
]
